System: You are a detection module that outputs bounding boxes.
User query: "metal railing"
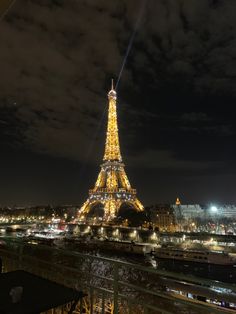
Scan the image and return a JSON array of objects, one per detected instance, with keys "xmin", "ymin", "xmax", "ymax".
[{"xmin": 1, "ymin": 238, "xmax": 236, "ymax": 313}]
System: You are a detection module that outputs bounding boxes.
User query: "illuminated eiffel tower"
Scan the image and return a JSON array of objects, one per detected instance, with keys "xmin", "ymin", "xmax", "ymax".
[{"xmin": 78, "ymin": 81, "xmax": 144, "ymax": 221}]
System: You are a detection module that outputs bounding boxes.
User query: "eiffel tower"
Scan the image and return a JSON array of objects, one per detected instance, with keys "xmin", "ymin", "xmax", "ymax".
[{"xmin": 78, "ymin": 81, "xmax": 144, "ymax": 221}]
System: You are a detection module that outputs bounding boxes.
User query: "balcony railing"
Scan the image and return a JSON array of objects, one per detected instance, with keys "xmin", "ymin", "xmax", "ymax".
[{"xmin": 1, "ymin": 238, "xmax": 236, "ymax": 313}]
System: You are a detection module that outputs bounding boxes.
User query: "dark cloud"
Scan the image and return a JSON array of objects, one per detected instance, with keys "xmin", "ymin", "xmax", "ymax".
[
  {"xmin": 181, "ymin": 112, "xmax": 210, "ymax": 122},
  {"xmin": 0, "ymin": 0, "xmax": 236, "ymax": 204},
  {"xmin": 0, "ymin": 0, "xmax": 126, "ymax": 161}
]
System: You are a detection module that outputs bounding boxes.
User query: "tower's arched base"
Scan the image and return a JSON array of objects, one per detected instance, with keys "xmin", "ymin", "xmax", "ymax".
[
  {"xmin": 78, "ymin": 197, "xmax": 143, "ymax": 222},
  {"xmin": 117, "ymin": 203, "xmax": 147, "ymax": 226},
  {"xmin": 86, "ymin": 202, "xmax": 105, "ymax": 218}
]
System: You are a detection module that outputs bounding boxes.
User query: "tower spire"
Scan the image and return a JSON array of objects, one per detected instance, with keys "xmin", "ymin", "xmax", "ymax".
[
  {"xmin": 104, "ymin": 80, "xmax": 121, "ymax": 161},
  {"xmin": 176, "ymin": 197, "xmax": 181, "ymax": 205},
  {"xmin": 111, "ymin": 78, "xmax": 114, "ymax": 90}
]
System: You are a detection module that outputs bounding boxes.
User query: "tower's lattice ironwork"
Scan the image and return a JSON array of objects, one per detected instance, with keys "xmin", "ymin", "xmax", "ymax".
[{"xmin": 78, "ymin": 82, "xmax": 144, "ymax": 221}]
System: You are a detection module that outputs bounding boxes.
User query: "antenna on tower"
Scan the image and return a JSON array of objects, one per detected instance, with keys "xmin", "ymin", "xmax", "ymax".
[{"xmin": 111, "ymin": 78, "xmax": 114, "ymax": 90}]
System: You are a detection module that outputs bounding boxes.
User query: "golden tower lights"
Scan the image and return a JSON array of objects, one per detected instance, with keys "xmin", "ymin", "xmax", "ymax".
[{"xmin": 78, "ymin": 81, "xmax": 144, "ymax": 221}]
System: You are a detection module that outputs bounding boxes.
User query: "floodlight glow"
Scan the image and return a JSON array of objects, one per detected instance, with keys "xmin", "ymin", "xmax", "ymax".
[{"xmin": 211, "ymin": 206, "xmax": 218, "ymax": 212}]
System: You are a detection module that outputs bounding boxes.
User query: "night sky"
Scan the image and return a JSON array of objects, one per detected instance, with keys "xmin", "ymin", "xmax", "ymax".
[{"xmin": 0, "ymin": 0, "xmax": 236, "ymax": 206}]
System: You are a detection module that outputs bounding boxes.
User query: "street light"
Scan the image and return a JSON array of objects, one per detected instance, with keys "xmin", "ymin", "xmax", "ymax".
[{"xmin": 211, "ymin": 206, "xmax": 218, "ymax": 213}]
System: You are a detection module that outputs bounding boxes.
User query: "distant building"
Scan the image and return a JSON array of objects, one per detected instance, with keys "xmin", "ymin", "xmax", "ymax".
[
  {"xmin": 172, "ymin": 198, "xmax": 204, "ymax": 220},
  {"xmin": 207, "ymin": 205, "xmax": 236, "ymax": 219},
  {"xmin": 220, "ymin": 205, "xmax": 236, "ymax": 218},
  {"xmin": 147, "ymin": 204, "xmax": 176, "ymax": 232}
]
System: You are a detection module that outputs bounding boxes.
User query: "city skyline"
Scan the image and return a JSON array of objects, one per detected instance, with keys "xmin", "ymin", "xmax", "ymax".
[
  {"xmin": 1, "ymin": 3, "xmax": 236, "ymax": 314},
  {"xmin": 1, "ymin": 0, "xmax": 236, "ymax": 204}
]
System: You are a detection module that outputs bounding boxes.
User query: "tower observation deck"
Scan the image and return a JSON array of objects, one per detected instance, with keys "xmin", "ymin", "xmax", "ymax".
[{"xmin": 78, "ymin": 81, "xmax": 144, "ymax": 221}]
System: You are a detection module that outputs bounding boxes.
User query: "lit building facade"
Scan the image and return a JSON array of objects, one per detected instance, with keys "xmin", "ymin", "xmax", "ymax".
[
  {"xmin": 147, "ymin": 204, "xmax": 176, "ymax": 232},
  {"xmin": 78, "ymin": 82, "xmax": 144, "ymax": 221},
  {"xmin": 207, "ymin": 205, "xmax": 236, "ymax": 219},
  {"xmin": 172, "ymin": 198, "xmax": 204, "ymax": 221}
]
